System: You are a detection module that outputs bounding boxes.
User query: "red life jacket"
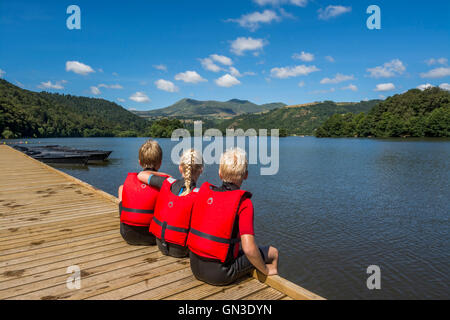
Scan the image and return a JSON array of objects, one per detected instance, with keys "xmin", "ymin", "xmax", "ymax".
[
  {"xmin": 120, "ymin": 173, "xmax": 161, "ymax": 227},
  {"xmin": 149, "ymin": 178, "xmax": 200, "ymax": 247},
  {"xmin": 187, "ymin": 182, "xmax": 252, "ymax": 263}
]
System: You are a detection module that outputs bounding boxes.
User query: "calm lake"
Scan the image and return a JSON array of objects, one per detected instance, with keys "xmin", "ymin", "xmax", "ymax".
[{"xmin": 4, "ymin": 136, "xmax": 449, "ymax": 299}]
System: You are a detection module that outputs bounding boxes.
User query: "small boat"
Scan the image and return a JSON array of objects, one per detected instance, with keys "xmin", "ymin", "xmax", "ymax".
[
  {"xmin": 12, "ymin": 145, "xmax": 111, "ymax": 165},
  {"xmin": 42, "ymin": 145, "xmax": 112, "ymax": 162},
  {"xmin": 33, "ymin": 153, "xmax": 90, "ymax": 165}
]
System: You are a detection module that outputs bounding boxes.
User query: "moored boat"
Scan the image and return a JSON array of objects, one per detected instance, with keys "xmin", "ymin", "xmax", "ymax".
[{"xmin": 12, "ymin": 145, "xmax": 111, "ymax": 165}]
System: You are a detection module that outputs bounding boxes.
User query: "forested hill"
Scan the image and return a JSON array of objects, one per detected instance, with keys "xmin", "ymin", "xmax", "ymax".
[
  {"xmin": 215, "ymin": 100, "xmax": 380, "ymax": 136},
  {"xmin": 0, "ymin": 79, "xmax": 154, "ymax": 138},
  {"xmin": 316, "ymin": 87, "xmax": 450, "ymax": 138},
  {"xmin": 133, "ymin": 98, "xmax": 286, "ymax": 119}
]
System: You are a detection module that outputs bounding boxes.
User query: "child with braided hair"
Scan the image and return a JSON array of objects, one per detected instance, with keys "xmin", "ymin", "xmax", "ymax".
[{"xmin": 137, "ymin": 149, "xmax": 203, "ymax": 257}]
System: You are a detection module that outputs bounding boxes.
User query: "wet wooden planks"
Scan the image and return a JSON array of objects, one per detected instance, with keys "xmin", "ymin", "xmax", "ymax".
[{"xmin": 0, "ymin": 145, "xmax": 324, "ymax": 300}]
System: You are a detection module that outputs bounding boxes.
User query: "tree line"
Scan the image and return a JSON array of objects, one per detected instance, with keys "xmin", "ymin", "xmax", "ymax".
[
  {"xmin": 315, "ymin": 88, "xmax": 450, "ymax": 138},
  {"xmin": 0, "ymin": 79, "xmax": 184, "ymax": 139}
]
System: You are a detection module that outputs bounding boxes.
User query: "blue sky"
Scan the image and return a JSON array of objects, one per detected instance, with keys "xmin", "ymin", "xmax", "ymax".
[{"xmin": 0, "ymin": 0, "xmax": 449, "ymax": 110}]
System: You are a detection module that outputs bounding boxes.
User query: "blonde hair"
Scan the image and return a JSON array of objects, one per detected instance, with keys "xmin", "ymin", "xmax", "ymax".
[
  {"xmin": 219, "ymin": 148, "xmax": 248, "ymax": 185},
  {"xmin": 179, "ymin": 149, "xmax": 203, "ymax": 196},
  {"xmin": 139, "ymin": 139, "xmax": 162, "ymax": 169}
]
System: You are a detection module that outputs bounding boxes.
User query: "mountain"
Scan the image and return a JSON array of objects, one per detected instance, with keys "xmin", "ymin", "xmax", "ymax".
[
  {"xmin": 316, "ymin": 87, "xmax": 450, "ymax": 138},
  {"xmin": 215, "ymin": 100, "xmax": 381, "ymax": 136},
  {"xmin": 132, "ymin": 98, "xmax": 286, "ymax": 119},
  {"xmin": 0, "ymin": 79, "xmax": 151, "ymax": 138}
]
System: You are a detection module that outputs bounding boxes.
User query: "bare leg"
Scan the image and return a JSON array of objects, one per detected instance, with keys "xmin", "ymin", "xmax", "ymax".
[
  {"xmin": 267, "ymin": 246, "xmax": 279, "ymax": 272},
  {"xmin": 118, "ymin": 185, "xmax": 123, "ymax": 201}
]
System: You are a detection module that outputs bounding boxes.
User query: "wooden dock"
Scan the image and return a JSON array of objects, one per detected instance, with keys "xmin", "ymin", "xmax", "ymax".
[{"xmin": 0, "ymin": 145, "xmax": 324, "ymax": 300}]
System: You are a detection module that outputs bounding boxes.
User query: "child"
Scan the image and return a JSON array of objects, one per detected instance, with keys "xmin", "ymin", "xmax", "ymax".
[
  {"xmin": 118, "ymin": 139, "xmax": 168, "ymax": 246},
  {"xmin": 137, "ymin": 149, "xmax": 203, "ymax": 258},
  {"xmin": 186, "ymin": 148, "xmax": 279, "ymax": 286}
]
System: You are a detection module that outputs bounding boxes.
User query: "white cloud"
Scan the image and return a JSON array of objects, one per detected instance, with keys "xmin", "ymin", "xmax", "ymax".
[
  {"xmin": 374, "ymin": 83, "xmax": 395, "ymax": 92},
  {"xmin": 420, "ymin": 67, "xmax": 450, "ymax": 79},
  {"xmin": 38, "ymin": 80, "xmax": 66, "ymax": 90},
  {"xmin": 439, "ymin": 83, "xmax": 450, "ymax": 91},
  {"xmin": 229, "ymin": 67, "xmax": 242, "ymax": 77},
  {"xmin": 155, "ymin": 79, "xmax": 179, "ymax": 92},
  {"xmin": 117, "ymin": 98, "xmax": 126, "ymax": 102},
  {"xmin": 210, "ymin": 54, "xmax": 233, "ymax": 66},
  {"xmin": 325, "ymin": 56, "xmax": 335, "ymax": 63},
  {"xmin": 271, "ymin": 65, "xmax": 319, "ymax": 78},
  {"xmin": 98, "ymin": 83, "xmax": 123, "ymax": 89},
  {"xmin": 320, "ymin": 73, "xmax": 354, "ymax": 84},
  {"xmin": 254, "ymin": 0, "xmax": 308, "ymax": 7},
  {"xmin": 215, "ymin": 74, "xmax": 241, "ymax": 87},
  {"xmin": 0, "ymin": 69, "xmax": 6, "ymax": 78},
  {"xmin": 90, "ymin": 86, "xmax": 101, "ymax": 95},
  {"xmin": 153, "ymin": 64, "xmax": 167, "ymax": 71},
  {"xmin": 292, "ymin": 51, "xmax": 314, "ymax": 62},
  {"xmin": 175, "ymin": 71, "xmax": 207, "ymax": 84},
  {"xmin": 129, "ymin": 92, "xmax": 150, "ymax": 103},
  {"xmin": 310, "ymin": 87, "xmax": 336, "ymax": 94},
  {"xmin": 230, "ymin": 37, "xmax": 266, "ymax": 55},
  {"xmin": 367, "ymin": 59, "xmax": 406, "ymax": 78},
  {"xmin": 425, "ymin": 58, "xmax": 448, "ymax": 66},
  {"xmin": 298, "ymin": 81, "xmax": 305, "ymax": 87},
  {"xmin": 228, "ymin": 10, "xmax": 280, "ymax": 31},
  {"xmin": 341, "ymin": 84, "xmax": 358, "ymax": 91},
  {"xmin": 200, "ymin": 58, "xmax": 222, "ymax": 72},
  {"xmin": 417, "ymin": 83, "xmax": 434, "ymax": 91},
  {"xmin": 112, "ymin": 72, "xmax": 119, "ymax": 77},
  {"xmin": 318, "ymin": 5, "xmax": 351, "ymax": 20},
  {"xmin": 65, "ymin": 61, "xmax": 95, "ymax": 75},
  {"xmin": 290, "ymin": 0, "xmax": 308, "ymax": 6}
]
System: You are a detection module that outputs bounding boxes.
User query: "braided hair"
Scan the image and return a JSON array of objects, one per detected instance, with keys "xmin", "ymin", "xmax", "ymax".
[{"xmin": 179, "ymin": 149, "xmax": 203, "ymax": 196}]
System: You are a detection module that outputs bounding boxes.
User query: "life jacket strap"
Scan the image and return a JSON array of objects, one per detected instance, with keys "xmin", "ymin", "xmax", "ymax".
[
  {"xmin": 160, "ymin": 221, "xmax": 169, "ymax": 255},
  {"xmin": 152, "ymin": 217, "xmax": 189, "ymax": 233},
  {"xmin": 189, "ymin": 228, "xmax": 241, "ymax": 245},
  {"xmin": 120, "ymin": 206, "xmax": 154, "ymax": 214}
]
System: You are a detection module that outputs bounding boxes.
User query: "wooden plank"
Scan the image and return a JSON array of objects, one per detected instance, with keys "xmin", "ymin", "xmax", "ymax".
[
  {"xmin": 0, "ymin": 246, "xmax": 156, "ymax": 291},
  {"xmin": 3, "ymin": 250, "xmax": 172, "ymax": 300},
  {"xmin": 251, "ymin": 270, "xmax": 325, "ymax": 300},
  {"xmin": 0, "ymin": 243, "xmax": 146, "ymax": 282},
  {"xmin": 163, "ymin": 280, "xmax": 241, "ymax": 300},
  {"xmin": 0, "ymin": 145, "xmax": 325, "ymax": 300},
  {"xmin": 90, "ymin": 267, "xmax": 198, "ymax": 300},
  {"xmin": 0, "ymin": 230, "xmax": 118, "ymax": 260},
  {"xmin": 203, "ymin": 278, "xmax": 266, "ymax": 300},
  {"xmin": 0, "ymin": 236, "xmax": 122, "ymax": 268},
  {"xmin": 3, "ymin": 147, "xmax": 119, "ymax": 205},
  {"xmin": 242, "ymin": 287, "xmax": 286, "ymax": 300},
  {"xmin": 0, "ymin": 222, "xmax": 118, "ymax": 251},
  {"xmin": 0, "ymin": 215, "xmax": 116, "ymax": 240},
  {"xmin": 123, "ymin": 274, "xmax": 202, "ymax": 300},
  {"xmin": 67, "ymin": 259, "xmax": 189, "ymax": 300}
]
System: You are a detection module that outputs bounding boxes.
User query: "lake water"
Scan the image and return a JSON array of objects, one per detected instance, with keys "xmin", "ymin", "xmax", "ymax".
[{"xmin": 3, "ymin": 137, "xmax": 449, "ymax": 299}]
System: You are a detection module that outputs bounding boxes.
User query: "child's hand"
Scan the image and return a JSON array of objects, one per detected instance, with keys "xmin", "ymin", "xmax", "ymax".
[{"xmin": 265, "ymin": 263, "xmax": 278, "ymax": 276}]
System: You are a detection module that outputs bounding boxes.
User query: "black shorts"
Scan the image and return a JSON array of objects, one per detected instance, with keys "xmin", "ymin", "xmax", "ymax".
[
  {"xmin": 189, "ymin": 246, "xmax": 270, "ymax": 286},
  {"xmin": 120, "ymin": 222, "xmax": 156, "ymax": 246},
  {"xmin": 119, "ymin": 202, "xmax": 156, "ymax": 246},
  {"xmin": 156, "ymin": 238, "xmax": 189, "ymax": 258}
]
